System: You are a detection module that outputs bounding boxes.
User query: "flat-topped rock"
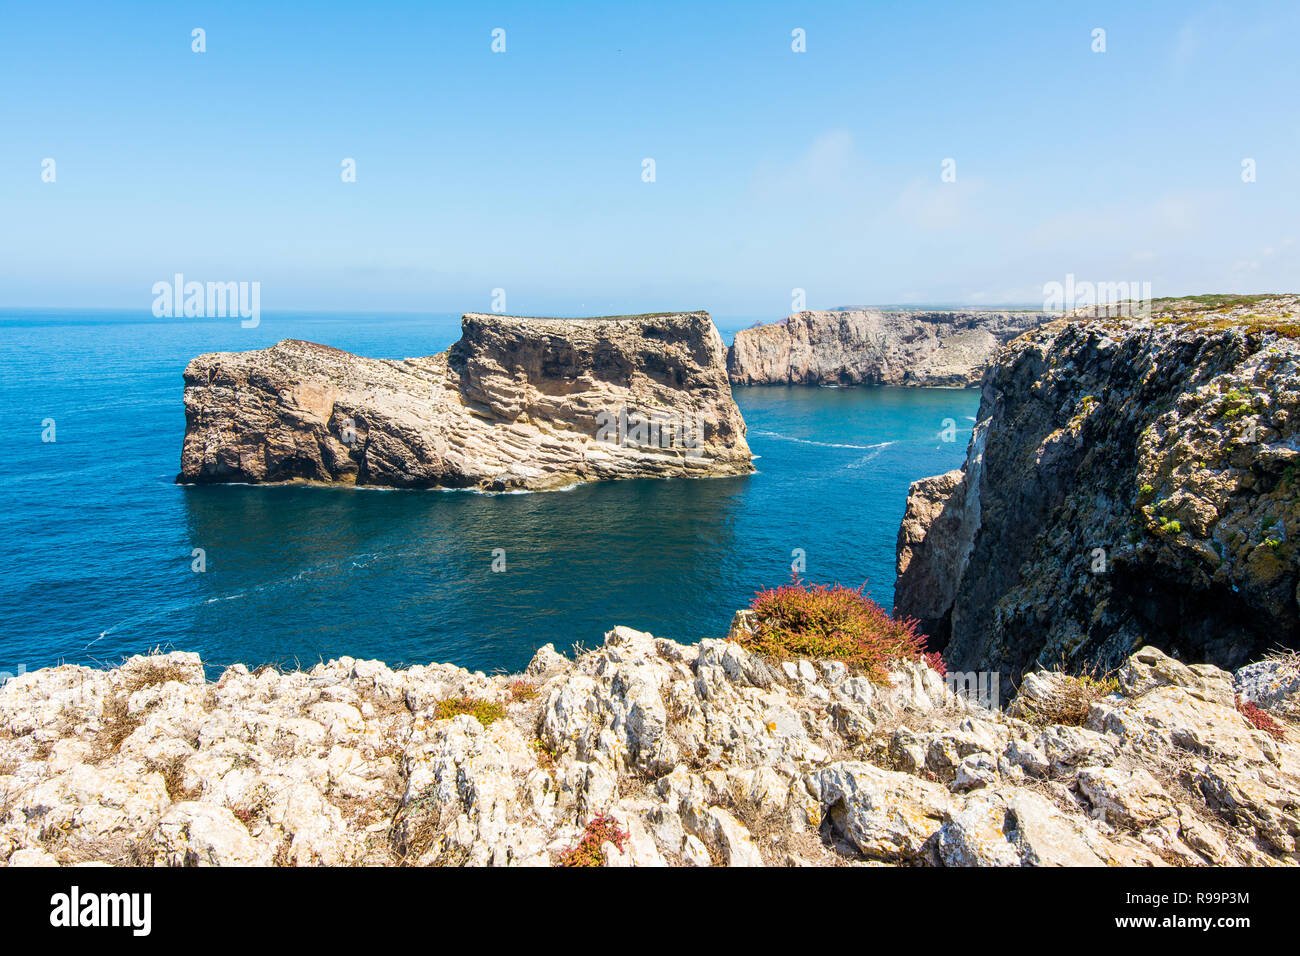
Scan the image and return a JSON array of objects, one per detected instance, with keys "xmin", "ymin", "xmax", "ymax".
[{"xmin": 179, "ymin": 311, "xmax": 753, "ymax": 491}]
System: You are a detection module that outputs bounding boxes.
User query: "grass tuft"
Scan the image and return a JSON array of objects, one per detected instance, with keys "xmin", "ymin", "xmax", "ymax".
[
  {"xmin": 1015, "ymin": 672, "xmax": 1119, "ymax": 727},
  {"xmin": 508, "ymin": 680, "xmax": 538, "ymax": 703}
]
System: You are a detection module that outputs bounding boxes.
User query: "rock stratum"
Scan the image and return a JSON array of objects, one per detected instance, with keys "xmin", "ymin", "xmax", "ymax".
[
  {"xmin": 727, "ymin": 309, "xmax": 1050, "ymax": 387},
  {"xmin": 1, "ymin": 632, "xmax": 1297, "ymax": 866},
  {"xmin": 896, "ymin": 295, "xmax": 1300, "ymax": 680},
  {"xmin": 179, "ymin": 311, "xmax": 753, "ymax": 491}
]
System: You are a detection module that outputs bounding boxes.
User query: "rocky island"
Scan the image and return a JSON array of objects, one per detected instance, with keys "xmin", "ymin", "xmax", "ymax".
[
  {"xmin": 179, "ymin": 311, "xmax": 753, "ymax": 491},
  {"xmin": 728, "ymin": 309, "xmax": 1051, "ymax": 387},
  {"xmin": 896, "ymin": 295, "xmax": 1300, "ymax": 680}
]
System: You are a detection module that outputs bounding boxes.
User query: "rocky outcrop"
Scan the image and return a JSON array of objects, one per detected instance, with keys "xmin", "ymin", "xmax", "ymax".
[
  {"xmin": 895, "ymin": 296, "xmax": 1300, "ymax": 680},
  {"xmin": 894, "ymin": 469, "xmax": 973, "ymax": 648},
  {"xmin": 2, "ymin": 634, "xmax": 1296, "ymax": 866},
  {"xmin": 179, "ymin": 311, "xmax": 753, "ymax": 491},
  {"xmin": 727, "ymin": 310, "xmax": 1049, "ymax": 387}
]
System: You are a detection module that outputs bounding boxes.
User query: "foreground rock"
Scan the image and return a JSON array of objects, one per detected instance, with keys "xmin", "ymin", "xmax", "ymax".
[
  {"xmin": 179, "ymin": 311, "xmax": 753, "ymax": 491},
  {"xmin": 727, "ymin": 310, "xmax": 1049, "ymax": 387},
  {"xmin": 1, "ymin": 633, "xmax": 1296, "ymax": 866},
  {"xmin": 896, "ymin": 295, "xmax": 1300, "ymax": 679}
]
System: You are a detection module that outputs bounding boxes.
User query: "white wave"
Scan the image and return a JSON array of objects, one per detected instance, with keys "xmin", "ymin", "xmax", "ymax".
[{"xmin": 753, "ymin": 431, "xmax": 895, "ymax": 451}]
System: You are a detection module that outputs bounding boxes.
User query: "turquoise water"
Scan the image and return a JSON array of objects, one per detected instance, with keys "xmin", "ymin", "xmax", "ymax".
[{"xmin": 0, "ymin": 310, "xmax": 977, "ymax": 674}]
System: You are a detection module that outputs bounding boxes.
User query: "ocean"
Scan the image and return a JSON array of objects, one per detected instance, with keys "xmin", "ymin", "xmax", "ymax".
[{"xmin": 0, "ymin": 309, "xmax": 978, "ymax": 675}]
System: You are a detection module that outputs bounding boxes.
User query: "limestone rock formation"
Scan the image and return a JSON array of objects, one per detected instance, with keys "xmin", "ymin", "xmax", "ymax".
[
  {"xmin": 727, "ymin": 310, "xmax": 1050, "ymax": 387},
  {"xmin": 1, "ymin": 633, "xmax": 1296, "ymax": 866},
  {"xmin": 179, "ymin": 311, "xmax": 753, "ymax": 491},
  {"xmin": 895, "ymin": 296, "xmax": 1300, "ymax": 680}
]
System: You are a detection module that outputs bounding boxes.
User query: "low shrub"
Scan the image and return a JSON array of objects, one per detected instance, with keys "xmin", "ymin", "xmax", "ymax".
[
  {"xmin": 558, "ymin": 814, "xmax": 629, "ymax": 867},
  {"xmin": 1015, "ymin": 672, "xmax": 1119, "ymax": 727},
  {"xmin": 735, "ymin": 575, "xmax": 937, "ymax": 683},
  {"xmin": 508, "ymin": 680, "xmax": 538, "ymax": 702},
  {"xmin": 1236, "ymin": 696, "xmax": 1286, "ymax": 741},
  {"xmin": 433, "ymin": 696, "xmax": 506, "ymax": 726}
]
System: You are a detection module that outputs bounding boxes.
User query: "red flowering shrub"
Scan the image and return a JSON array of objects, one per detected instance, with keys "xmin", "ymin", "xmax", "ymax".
[
  {"xmin": 736, "ymin": 575, "xmax": 939, "ymax": 683},
  {"xmin": 1236, "ymin": 696, "xmax": 1286, "ymax": 741},
  {"xmin": 923, "ymin": 650, "xmax": 947, "ymax": 677},
  {"xmin": 558, "ymin": 814, "xmax": 629, "ymax": 867}
]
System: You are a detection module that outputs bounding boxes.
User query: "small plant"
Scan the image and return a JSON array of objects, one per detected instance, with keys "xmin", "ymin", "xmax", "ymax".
[
  {"xmin": 531, "ymin": 737, "xmax": 557, "ymax": 768},
  {"xmin": 735, "ymin": 574, "xmax": 934, "ymax": 683},
  {"xmin": 1014, "ymin": 672, "xmax": 1119, "ymax": 727},
  {"xmin": 1138, "ymin": 483, "xmax": 1154, "ymax": 497},
  {"xmin": 433, "ymin": 696, "xmax": 506, "ymax": 726},
  {"xmin": 122, "ymin": 658, "xmax": 197, "ymax": 693},
  {"xmin": 1236, "ymin": 696, "xmax": 1286, "ymax": 741},
  {"xmin": 923, "ymin": 651, "xmax": 946, "ymax": 677},
  {"xmin": 558, "ymin": 814, "xmax": 628, "ymax": 867},
  {"xmin": 94, "ymin": 696, "xmax": 141, "ymax": 760},
  {"xmin": 157, "ymin": 756, "xmax": 202, "ymax": 803},
  {"xmin": 508, "ymin": 679, "xmax": 538, "ymax": 702}
]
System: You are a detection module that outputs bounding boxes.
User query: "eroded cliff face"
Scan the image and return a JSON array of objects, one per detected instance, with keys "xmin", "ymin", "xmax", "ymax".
[
  {"xmin": 179, "ymin": 312, "xmax": 753, "ymax": 491},
  {"xmin": 895, "ymin": 297, "xmax": 1300, "ymax": 680},
  {"xmin": 2, "ymin": 635, "xmax": 1296, "ymax": 866},
  {"xmin": 728, "ymin": 310, "xmax": 1049, "ymax": 387}
]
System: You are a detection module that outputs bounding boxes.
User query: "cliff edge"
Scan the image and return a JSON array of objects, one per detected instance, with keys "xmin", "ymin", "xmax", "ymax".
[
  {"xmin": 2, "ymin": 632, "xmax": 1296, "ymax": 866},
  {"xmin": 728, "ymin": 310, "xmax": 1050, "ymax": 387},
  {"xmin": 179, "ymin": 311, "xmax": 753, "ymax": 491},
  {"xmin": 896, "ymin": 295, "xmax": 1300, "ymax": 680}
]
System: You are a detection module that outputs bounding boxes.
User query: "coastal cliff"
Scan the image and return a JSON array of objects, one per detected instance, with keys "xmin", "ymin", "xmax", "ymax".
[
  {"xmin": 728, "ymin": 310, "xmax": 1050, "ymax": 387},
  {"xmin": 895, "ymin": 295, "xmax": 1300, "ymax": 681},
  {"xmin": 2, "ymin": 632, "xmax": 1296, "ymax": 866},
  {"xmin": 179, "ymin": 311, "xmax": 753, "ymax": 491}
]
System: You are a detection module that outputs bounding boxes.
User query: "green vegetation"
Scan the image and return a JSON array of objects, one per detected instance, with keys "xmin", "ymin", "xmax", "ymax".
[
  {"xmin": 1149, "ymin": 293, "xmax": 1285, "ymax": 312},
  {"xmin": 433, "ymin": 696, "xmax": 507, "ymax": 726},
  {"xmin": 1143, "ymin": 295, "xmax": 1300, "ymax": 338}
]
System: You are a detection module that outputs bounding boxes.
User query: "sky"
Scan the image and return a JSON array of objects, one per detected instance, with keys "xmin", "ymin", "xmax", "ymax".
[{"xmin": 1, "ymin": 0, "xmax": 1297, "ymax": 318}]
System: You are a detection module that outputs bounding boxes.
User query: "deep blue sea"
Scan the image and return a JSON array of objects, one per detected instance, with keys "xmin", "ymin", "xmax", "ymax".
[{"xmin": 0, "ymin": 309, "xmax": 978, "ymax": 675}]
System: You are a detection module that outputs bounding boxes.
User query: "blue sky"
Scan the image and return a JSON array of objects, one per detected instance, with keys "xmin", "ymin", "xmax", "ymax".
[{"xmin": 2, "ymin": 0, "xmax": 1297, "ymax": 318}]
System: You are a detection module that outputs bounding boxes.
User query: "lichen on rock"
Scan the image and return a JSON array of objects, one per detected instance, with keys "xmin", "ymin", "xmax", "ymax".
[
  {"xmin": 895, "ymin": 296, "xmax": 1300, "ymax": 681},
  {"xmin": 2, "ymin": 631, "xmax": 1296, "ymax": 866}
]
